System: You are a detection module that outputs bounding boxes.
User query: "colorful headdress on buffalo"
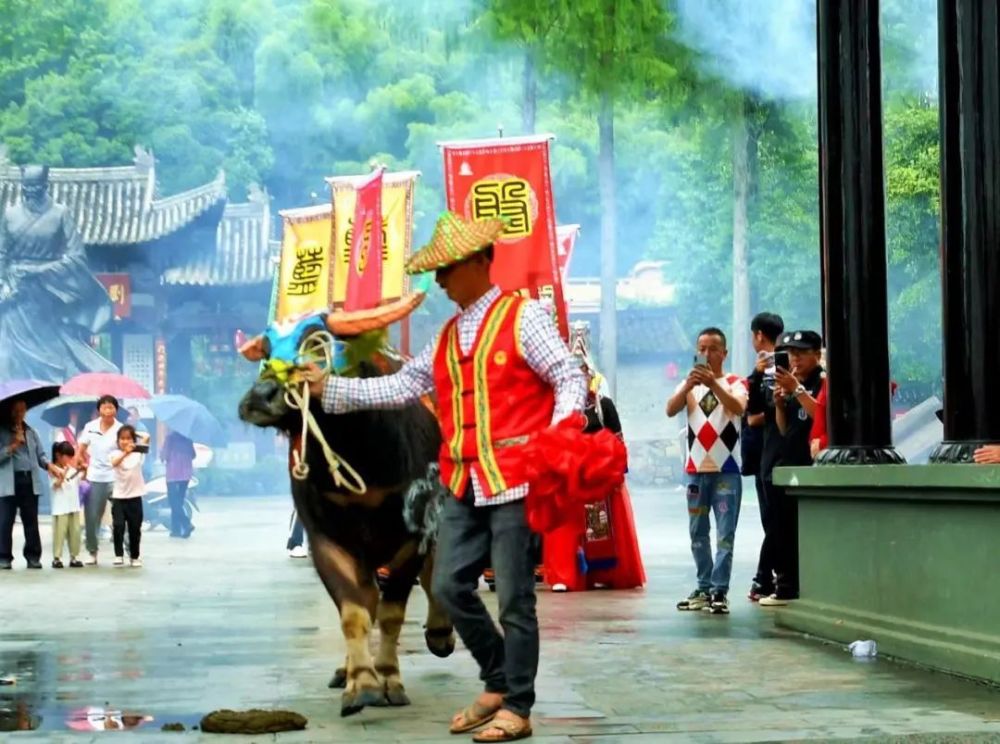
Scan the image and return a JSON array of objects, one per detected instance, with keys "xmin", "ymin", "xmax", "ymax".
[{"xmin": 404, "ymin": 211, "xmax": 505, "ymax": 274}]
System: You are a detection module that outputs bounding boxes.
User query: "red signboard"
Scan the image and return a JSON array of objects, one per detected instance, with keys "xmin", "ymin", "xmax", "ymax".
[
  {"xmin": 344, "ymin": 168, "xmax": 385, "ymax": 312},
  {"xmin": 442, "ymin": 135, "xmax": 567, "ymax": 338},
  {"xmin": 96, "ymin": 273, "xmax": 131, "ymax": 319}
]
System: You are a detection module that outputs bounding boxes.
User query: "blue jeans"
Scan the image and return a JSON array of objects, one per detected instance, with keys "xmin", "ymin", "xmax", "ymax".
[{"xmin": 686, "ymin": 472, "xmax": 742, "ymax": 594}]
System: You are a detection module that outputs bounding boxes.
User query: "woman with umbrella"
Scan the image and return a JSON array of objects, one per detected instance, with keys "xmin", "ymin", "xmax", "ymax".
[
  {"xmin": 62, "ymin": 373, "xmax": 150, "ymax": 565},
  {"xmin": 76, "ymin": 396, "xmax": 124, "ymax": 565},
  {"xmin": 0, "ymin": 382, "xmax": 63, "ymax": 570},
  {"xmin": 149, "ymin": 394, "xmax": 225, "ymax": 539},
  {"xmin": 160, "ymin": 431, "xmax": 196, "ymax": 538}
]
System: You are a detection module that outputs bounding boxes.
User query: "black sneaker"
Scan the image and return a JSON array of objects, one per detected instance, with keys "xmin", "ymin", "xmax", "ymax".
[
  {"xmin": 0, "ymin": 560, "xmax": 11, "ymax": 570},
  {"xmin": 677, "ymin": 590, "xmax": 710, "ymax": 611},
  {"xmin": 26, "ymin": 560, "xmax": 42, "ymax": 569},
  {"xmin": 69, "ymin": 559, "xmax": 84, "ymax": 568},
  {"xmin": 705, "ymin": 592, "xmax": 730, "ymax": 615},
  {"xmin": 51, "ymin": 558, "xmax": 64, "ymax": 569},
  {"xmin": 748, "ymin": 583, "xmax": 773, "ymax": 602}
]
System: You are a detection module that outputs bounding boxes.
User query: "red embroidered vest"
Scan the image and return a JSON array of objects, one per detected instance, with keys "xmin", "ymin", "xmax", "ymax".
[{"xmin": 432, "ymin": 294, "xmax": 555, "ymax": 498}]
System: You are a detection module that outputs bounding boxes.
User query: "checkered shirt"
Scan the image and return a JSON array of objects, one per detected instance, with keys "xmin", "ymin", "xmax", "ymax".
[
  {"xmin": 677, "ymin": 374, "xmax": 749, "ymax": 474},
  {"xmin": 321, "ymin": 286, "xmax": 587, "ymax": 506}
]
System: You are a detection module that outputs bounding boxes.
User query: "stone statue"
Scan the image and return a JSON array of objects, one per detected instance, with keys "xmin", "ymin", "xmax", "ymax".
[{"xmin": 0, "ymin": 165, "xmax": 116, "ymax": 381}]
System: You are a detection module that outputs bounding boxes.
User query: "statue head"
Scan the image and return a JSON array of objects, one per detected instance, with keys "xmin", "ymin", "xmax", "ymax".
[{"xmin": 20, "ymin": 165, "xmax": 50, "ymax": 212}]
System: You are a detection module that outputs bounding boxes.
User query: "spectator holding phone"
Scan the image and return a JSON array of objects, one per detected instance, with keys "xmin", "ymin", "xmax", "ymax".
[
  {"xmin": 743, "ymin": 312, "xmax": 784, "ymax": 601},
  {"xmin": 758, "ymin": 330, "xmax": 825, "ymax": 607},
  {"xmin": 666, "ymin": 327, "xmax": 748, "ymax": 615}
]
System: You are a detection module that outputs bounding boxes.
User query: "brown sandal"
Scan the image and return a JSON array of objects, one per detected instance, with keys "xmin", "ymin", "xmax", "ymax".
[
  {"xmin": 471, "ymin": 711, "xmax": 532, "ymax": 742},
  {"xmin": 449, "ymin": 700, "xmax": 502, "ymax": 734}
]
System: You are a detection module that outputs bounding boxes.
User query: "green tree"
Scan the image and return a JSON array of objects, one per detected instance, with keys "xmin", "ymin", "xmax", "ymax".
[{"xmin": 485, "ymin": 0, "xmax": 683, "ymax": 393}]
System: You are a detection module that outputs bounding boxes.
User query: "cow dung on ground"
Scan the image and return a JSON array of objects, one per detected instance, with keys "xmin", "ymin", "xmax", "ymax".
[{"xmin": 199, "ymin": 709, "xmax": 307, "ymax": 734}]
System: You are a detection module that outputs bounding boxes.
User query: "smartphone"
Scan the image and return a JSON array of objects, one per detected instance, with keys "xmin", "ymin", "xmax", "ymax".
[
  {"xmin": 774, "ymin": 351, "xmax": 790, "ymax": 371},
  {"xmin": 693, "ymin": 353, "xmax": 709, "ymax": 368}
]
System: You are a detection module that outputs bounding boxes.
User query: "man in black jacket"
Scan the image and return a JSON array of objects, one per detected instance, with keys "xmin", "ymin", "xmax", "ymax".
[{"xmin": 743, "ymin": 312, "xmax": 784, "ymax": 601}]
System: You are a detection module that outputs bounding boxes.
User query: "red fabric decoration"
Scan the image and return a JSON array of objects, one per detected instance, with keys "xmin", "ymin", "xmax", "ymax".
[{"xmin": 521, "ymin": 413, "xmax": 628, "ymax": 534}]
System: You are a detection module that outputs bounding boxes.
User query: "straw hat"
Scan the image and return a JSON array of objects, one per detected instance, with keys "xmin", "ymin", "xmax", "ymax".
[{"xmin": 405, "ymin": 211, "xmax": 505, "ymax": 275}]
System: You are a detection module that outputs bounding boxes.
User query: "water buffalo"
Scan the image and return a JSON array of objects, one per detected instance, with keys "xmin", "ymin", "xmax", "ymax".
[{"xmin": 237, "ymin": 317, "xmax": 454, "ymax": 717}]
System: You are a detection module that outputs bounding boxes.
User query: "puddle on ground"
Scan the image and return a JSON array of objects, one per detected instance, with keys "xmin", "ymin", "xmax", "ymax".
[
  {"xmin": 0, "ymin": 699, "xmax": 40, "ymax": 732},
  {"xmin": 0, "ymin": 697, "xmax": 206, "ymax": 732}
]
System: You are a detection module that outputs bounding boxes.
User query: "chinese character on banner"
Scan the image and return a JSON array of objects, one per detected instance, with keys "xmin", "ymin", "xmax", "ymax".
[
  {"xmin": 95, "ymin": 273, "xmax": 131, "ymax": 319},
  {"xmin": 441, "ymin": 135, "xmax": 567, "ymax": 338},
  {"xmin": 274, "ymin": 204, "xmax": 333, "ymax": 322},
  {"xmin": 287, "ymin": 241, "xmax": 325, "ymax": 296}
]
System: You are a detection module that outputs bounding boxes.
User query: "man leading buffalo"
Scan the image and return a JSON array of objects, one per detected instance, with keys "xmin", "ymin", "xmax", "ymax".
[{"xmin": 308, "ymin": 211, "xmax": 586, "ymax": 742}]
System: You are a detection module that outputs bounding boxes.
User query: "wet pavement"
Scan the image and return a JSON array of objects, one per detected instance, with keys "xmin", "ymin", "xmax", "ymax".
[{"xmin": 2, "ymin": 487, "xmax": 1000, "ymax": 742}]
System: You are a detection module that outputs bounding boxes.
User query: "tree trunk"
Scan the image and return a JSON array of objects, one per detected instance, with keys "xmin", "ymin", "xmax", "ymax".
[
  {"xmin": 731, "ymin": 96, "xmax": 752, "ymax": 376},
  {"xmin": 522, "ymin": 50, "xmax": 536, "ymax": 134},
  {"xmin": 598, "ymin": 90, "xmax": 617, "ymax": 396}
]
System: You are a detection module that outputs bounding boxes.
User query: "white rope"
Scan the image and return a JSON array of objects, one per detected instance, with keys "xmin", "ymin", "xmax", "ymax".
[
  {"xmin": 285, "ymin": 384, "xmax": 366, "ymax": 494},
  {"xmin": 281, "ymin": 330, "xmax": 367, "ymax": 495}
]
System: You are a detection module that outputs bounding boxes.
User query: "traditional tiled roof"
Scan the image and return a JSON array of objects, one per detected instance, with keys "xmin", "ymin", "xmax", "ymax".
[
  {"xmin": 163, "ymin": 188, "xmax": 275, "ymax": 286},
  {"xmin": 0, "ymin": 147, "xmax": 226, "ymax": 246}
]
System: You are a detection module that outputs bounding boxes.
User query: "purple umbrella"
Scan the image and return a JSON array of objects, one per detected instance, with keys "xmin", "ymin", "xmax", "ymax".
[{"xmin": 0, "ymin": 379, "xmax": 62, "ymax": 411}]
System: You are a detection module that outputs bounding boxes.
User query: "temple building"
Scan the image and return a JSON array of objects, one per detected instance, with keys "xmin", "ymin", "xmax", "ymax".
[{"xmin": 0, "ymin": 148, "xmax": 276, "ymax": 405}]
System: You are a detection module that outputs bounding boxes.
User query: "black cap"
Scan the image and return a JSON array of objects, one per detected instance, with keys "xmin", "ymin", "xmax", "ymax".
[{"xmin": 777, "ymin": 330, "xmax": 822, "ymax": 351}]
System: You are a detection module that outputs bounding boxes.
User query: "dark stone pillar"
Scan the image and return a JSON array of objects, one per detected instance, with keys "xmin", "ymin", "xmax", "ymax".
[
  {"xmin": 930, "ymin": 1, "xmax": 1000, "ymax": 463},
  {"xmin": 815, "ymin": 0, "xmax": 903, "ymax": 465}
]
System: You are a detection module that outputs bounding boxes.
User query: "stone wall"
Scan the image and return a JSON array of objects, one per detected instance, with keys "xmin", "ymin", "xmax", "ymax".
[{"xmin": 615, "ymin": 360, "xmax": 686, "ymax": 488}]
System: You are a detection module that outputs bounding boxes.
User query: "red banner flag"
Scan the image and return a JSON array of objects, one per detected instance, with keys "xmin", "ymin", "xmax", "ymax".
[
  {"xmin": 441, "ymin": 135, "xmax": 567, "ymax": 338},
  {"xmin": 556, "ymin": 224, "xmax": 580, "ymax": 282},
  {"xmin": 344, "ymin": 168, "xmax": 384, "ymax": 312},
  {"xmin": 96, "ymin": 273, "xmax": 131, "ymax": 319}
]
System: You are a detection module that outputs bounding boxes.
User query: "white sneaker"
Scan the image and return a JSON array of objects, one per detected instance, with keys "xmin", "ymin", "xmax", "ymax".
[
  {"xmin": 288, "ymin": 545, "xmax": 309, "ymax": 559},
  {"xmin": 130, "ymin": 558, "xmax": 143, "ymax": 568},
  {"xmin": 758, "ymin": 594, "xmax": 790, "ymax": 607},
  {"xmin": 552, "ymin": 583, "xmax": 568, "ymax": 593},
  {"xmin": 113, "ymin": 556, "xmax": 124, "ymax": 566},
  {"xmin": 84, "ymin": 553, "xmax": 97, "ymax": 566}
]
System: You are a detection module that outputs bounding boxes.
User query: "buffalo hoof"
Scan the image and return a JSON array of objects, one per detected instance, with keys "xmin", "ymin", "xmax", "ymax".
[
  {"xmin": 341, "ymin": 687, "xmax": 385, "ymax": 717},
  {"xmin": 425, "ymin": 627, "xmax": 456, "ymax": 658},
  {"xmin": 384, "ymin": 683, "xmax": 411, "ymax": 707},
  {"xmin": 329, "ymin": 668, "xmax": 347, "ymax": 689}
]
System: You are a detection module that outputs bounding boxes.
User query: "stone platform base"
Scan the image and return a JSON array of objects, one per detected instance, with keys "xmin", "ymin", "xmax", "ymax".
[{"xmin": 773, "ymin": 464, "xmax": 1000, "ymax": 686}]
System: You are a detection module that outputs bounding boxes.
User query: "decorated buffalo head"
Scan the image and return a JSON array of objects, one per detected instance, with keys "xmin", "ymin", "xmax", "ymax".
[
  {"xmin": 237, "ymin": 312, "xmax": 347, "ymax": 429},
  {"xmin": 237, "ymin": 311, "xmax": 403, "ymax": 430}
]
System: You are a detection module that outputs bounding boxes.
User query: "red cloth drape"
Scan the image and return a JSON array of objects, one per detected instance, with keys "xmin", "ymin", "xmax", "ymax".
[
  {"xmin": 522, "ymin": 413, "xmax": 627, "ymax": 534},
  {"xmin": 810, "ymin": 379, "xmax": 829, "ymax": 451},
  {"xmin": 542, "ymin": 484, "xmax": 646, "ymax": 591}
]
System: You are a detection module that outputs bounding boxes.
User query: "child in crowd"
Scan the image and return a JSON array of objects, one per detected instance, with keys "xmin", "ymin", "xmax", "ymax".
[
  {"xmin": 50, "ymin": 441, "xmax": 84, "ymax": 568},
  {"xmin": 109, "ymin": 425, "xmax": 146, "ymax": 567}
]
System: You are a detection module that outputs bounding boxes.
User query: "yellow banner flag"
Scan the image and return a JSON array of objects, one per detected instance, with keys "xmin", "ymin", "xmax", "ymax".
[
  {"xmin": 327, "ymin": 171, "xmax": 418, "ymax": 305},
  {"xmin": 274, "ymin": 204, "xmax": 333, "ymax": 322}
]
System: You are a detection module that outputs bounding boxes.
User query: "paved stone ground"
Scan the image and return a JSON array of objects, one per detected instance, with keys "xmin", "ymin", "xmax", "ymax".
[{"xmin": 2, "ymin": 488, "xmax": 999, "ymax": 743}]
